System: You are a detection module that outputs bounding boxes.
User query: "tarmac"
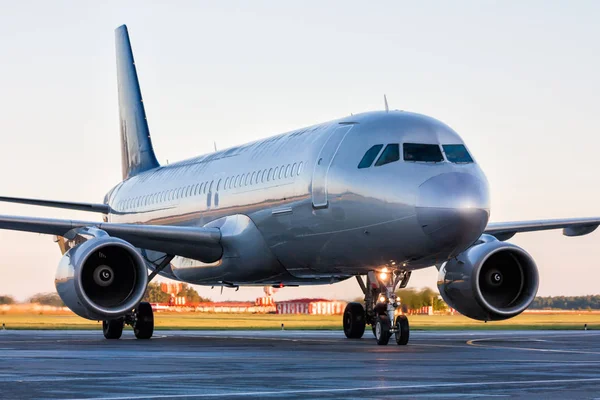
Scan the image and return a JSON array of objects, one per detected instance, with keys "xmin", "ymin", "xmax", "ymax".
[{"xmin": 1, "ymin": 329, "xmax": 600, "ymax": 399}]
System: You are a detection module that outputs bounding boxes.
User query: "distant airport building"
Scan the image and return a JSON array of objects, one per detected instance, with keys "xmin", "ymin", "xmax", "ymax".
[
  {"xmin": 276, "ymin": 298, "xmax": 346, "ymax": 315},
  {"xmin": 404, "ymin": 306, "xmax": 434, "ymax": 315}
]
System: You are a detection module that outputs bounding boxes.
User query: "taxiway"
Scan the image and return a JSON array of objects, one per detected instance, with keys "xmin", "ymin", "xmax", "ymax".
[{"xmin": 1, "ymin": 330, "xmax": 600, "ymax": 399}]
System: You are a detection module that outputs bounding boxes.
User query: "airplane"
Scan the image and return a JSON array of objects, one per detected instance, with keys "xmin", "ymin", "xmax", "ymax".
[{"xmin": 1, "ymin": 25, "xmax": 599, "ymax": 345}]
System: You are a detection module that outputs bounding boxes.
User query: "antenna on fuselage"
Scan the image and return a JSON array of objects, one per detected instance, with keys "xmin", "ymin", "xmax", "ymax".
[
  {"xmin": 213, "ymin": 141, "xmax": 218, "ymax": 152},
  {"xmin": 384, "ymin": 95, "xmax": 389, "ymax": 112}
]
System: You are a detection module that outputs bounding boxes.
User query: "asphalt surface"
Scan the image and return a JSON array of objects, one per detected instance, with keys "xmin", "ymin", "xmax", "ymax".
[{"xmin": 1, "ymin": 329, "xmax": 600, "ymax": 399}]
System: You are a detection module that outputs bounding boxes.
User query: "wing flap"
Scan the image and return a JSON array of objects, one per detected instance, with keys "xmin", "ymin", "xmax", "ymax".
[{"xmin": 0, "ymin": 214, "xmax": 222, "ymax": 263}]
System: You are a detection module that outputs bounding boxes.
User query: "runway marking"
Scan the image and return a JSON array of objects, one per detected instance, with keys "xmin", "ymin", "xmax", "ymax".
[
  {"xmin": 0, "ymin": 372, "xmax": 218, "ymax": 383},
  {"xmin": 68, "ymin": 377, "xmax": 600, "ymax": 400},
  {"xmin": 466, "ymin": 338, "xmax": 600, "ymax": 355}
]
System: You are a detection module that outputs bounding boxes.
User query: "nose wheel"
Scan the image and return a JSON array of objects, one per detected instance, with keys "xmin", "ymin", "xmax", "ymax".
[
  {"xmin": 348, "ymin": 271, "xmax": 412, "ymax": 345},
  {"xmin": 375, "ymin": 315, "xmax": 391, "ymax": 345},
  {"xmin": 343, "ymin": 302, "xmax": 366, "ymax": 338}
]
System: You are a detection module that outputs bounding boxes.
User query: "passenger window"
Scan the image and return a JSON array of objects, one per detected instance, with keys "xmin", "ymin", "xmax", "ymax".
[
  {"xmin": 285, "ymin": 164, "xmax": 291, "ymax": 178},
  {"xmin": 374, "ymin": 144, "xmax": 400, "ymax": 167},
  {"xmin": 279, "ymin": 165, "xmax": 284, "ymax": 179},
  {"xmin": 404, "ymin": 143, "xmax": 444, "ymax": 162},
  {"xmin": 251, "ymin": 171, "xmax": 256, "ymax": 184},
  {"xmin": 217, "ymin": 179, "xmax": 222, "ymax": 191},
  {"xmin": 244, "ymin": 174, "xmax": 250, "ymax": 186},
  {"xmin": 442, "ymin": 144, "xmax": 474, "ymax": 163},
  {"xmin": 209, "ymin": 181, "xmax": 214, "ymax": 193},
  {"xmin": 291, "ymin": 163, "xmax": 297, "ymax": 176},
  {"xmin": 274, "ymin": 167, "xmax": 279, "ymax": 179},
  {"xmin": 358, "ymin": 144, "xmax": 384, "ymax": 169},
  {"xmin": 298, "ymin": 161, "xmax": 303, "ymax": 175},
  {"xmin": 268, "ymin": 168, "xmax": 273, "ymax": 181}
]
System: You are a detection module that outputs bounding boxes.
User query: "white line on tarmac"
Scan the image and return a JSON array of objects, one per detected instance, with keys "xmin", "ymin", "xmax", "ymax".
[
  {"xmin": 467, "ymin": 338, "xmax": 600, "ymax": 355},
  {"xmin": 68, "ymin": 377, "xmax": 600, "ymax": 400}
]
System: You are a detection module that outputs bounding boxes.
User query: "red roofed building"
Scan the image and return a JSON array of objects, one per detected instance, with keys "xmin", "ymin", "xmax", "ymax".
[{"xmin": 276, "ymin": 298, "xmax": 347, "ymax": 315}]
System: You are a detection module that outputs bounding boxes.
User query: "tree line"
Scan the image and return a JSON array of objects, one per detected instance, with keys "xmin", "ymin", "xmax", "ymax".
[
  {"xmin": 3, "ymin": 288, "xmax": 600, "ymax": 310},
  {"xmin": 530, "ymin": 295, "xmax": 600, "ymax": 310},
  {"xmin": 355, "ymin": 288, "xmax": 448, "ymax": 311},
  {"xmin": 142, "ymin": 282, "xmax": 212, "ymax": 303},
  {"xmin": 0, "ymin": 283, "xmax": 212, "ymax": 306}
]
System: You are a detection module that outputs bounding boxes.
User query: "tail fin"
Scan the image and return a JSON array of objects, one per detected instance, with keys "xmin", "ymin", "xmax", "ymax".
[{"xmin": 115, "ymin": 25, "xmax": 160, "ymax": 180}]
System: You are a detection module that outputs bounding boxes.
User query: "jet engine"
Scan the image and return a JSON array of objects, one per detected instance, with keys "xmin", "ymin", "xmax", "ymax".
[
  {"xmin": 55, "ymin": 236, "xmax": 148, "ymax": 320},
  {"xmin": 437, "ymin": 235, "xmax": 539, "ymax": 321}
]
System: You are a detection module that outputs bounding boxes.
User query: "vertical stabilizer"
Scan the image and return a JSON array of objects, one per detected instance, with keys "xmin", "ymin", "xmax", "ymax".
[{"xmin": 115, "ymin": 25, "xmax": 160, "ymax": 180}]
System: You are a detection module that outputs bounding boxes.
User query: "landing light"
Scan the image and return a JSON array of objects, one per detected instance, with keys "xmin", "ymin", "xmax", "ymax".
[
  {"xmin": 379, "ymin": 272, "xmax": 388, "ymax": 281},
  {"xmin": 378, "ymin": 295, "xmax": 386, "ymax": 303}
]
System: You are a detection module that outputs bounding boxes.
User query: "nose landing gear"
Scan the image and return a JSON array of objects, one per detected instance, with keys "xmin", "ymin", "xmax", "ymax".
[{"xmin": 343, "ymin": 270, "xmax": 411, "ymax": 345}]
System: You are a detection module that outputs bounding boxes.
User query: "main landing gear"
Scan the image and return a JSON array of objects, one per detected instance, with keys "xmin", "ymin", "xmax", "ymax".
[
  {"xmin": 102, "ymin": 301, "xmax": 154, "ymax": 340},
  {"xmin": 343, "ymin": 270, "xmax": 411, "ymax": 346}
]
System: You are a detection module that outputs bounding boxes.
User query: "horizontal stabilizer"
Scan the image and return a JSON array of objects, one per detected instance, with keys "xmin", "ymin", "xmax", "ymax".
[{"xmin": 0, "ymin": 196, "xmax": 111, "ymax": 214}]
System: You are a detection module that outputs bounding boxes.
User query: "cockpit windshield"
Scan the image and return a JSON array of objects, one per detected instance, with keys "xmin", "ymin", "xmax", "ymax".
[
  {"xmin": 403, "ymin": 143, "xmax": 444, "ymax": 162},
  {"xmin": 442, "ymin": 144, "xmax": 474, "ymax": 163}
]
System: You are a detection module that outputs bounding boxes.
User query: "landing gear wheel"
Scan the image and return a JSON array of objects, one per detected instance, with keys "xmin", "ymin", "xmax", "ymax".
[
  {"xmin": 394, "ymin": 315, "xmax": 409, "ymax": 345},
  {"xmin": 372, "ymin": 325, "xmax": 377, "ymax": 337},
  {"xmin": 375, "ymin": 315, "xmax": 391, "ymax": 345},
  {"xmin": 133, "ymin": 302, "xmax": 154, "ymax": 340},
  {"xmin": 343, "ymin": 302, "xmax": 366, "ymax": 339},
  {"xmin": 102, "ymin": 318, "xmax": 124, "ymax": 340}
]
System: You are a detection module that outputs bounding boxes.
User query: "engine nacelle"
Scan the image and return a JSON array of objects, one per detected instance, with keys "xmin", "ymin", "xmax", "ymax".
[
  {"xmin": 55, "ymin": 237, "xmax": 148, "ymax": 320},
  {"xmin": 437, "ymin": 235, "xmax": 539, "ymax": 321}
]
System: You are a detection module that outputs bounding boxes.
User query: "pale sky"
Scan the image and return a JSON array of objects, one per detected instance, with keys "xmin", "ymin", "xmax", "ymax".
[{"xmin": 1, "ymin": 1, "xmax": 599, "ymax": 303}]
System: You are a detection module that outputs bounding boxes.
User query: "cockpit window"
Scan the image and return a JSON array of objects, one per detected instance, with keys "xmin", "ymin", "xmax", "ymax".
[
  {"xmin": 375, "ymin": 144, "xmax": 400, "ymax": 167},
  {"xmin": 358, "ymin": 144, "xmax": 383, "ymax": 169},
  {"xmin": 442, "ymin": 144, "xmax": 474, "ymax": 163},
  {"xmin": 403, "ymin": 143, "xmax": 444, "ymax": 162}
]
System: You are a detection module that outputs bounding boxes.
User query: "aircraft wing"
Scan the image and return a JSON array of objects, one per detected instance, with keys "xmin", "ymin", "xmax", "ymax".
[
  {"xmin": 0, "ymin": 196, "xmax": 111, "ymax": 214},
  {"xmin": 485, "ymin": 217, "xmax": 600, "ymax": 241},
  {"xmin": 0, "ymin": 214, "xmax": 222, "ymax": 262}
]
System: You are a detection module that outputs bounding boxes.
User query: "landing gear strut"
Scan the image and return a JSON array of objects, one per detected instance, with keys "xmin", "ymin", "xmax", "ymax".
[
  {"xmin": 345, "ymin": 270, "xmax": 411, "ymax": 345},
  {"xmin": 102, "ymin": 302, "xmax": 154, "ymax": 340}
]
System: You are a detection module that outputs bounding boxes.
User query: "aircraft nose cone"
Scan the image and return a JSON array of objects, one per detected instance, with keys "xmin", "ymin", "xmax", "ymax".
[{"xmin": 417, "ymin": 172, "xmax": 490, "ymax": 253}]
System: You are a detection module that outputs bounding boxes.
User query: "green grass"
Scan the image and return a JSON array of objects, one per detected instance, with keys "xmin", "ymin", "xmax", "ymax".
[{"xmin": 1, "ymin": 311, "xmax": 600, "ymax": 330}]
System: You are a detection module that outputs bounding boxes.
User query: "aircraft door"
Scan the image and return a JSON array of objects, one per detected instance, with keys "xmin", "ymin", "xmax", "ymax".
[{"xmin": 311, "ymin": 125, "xmax": 354, "ymax": 208}]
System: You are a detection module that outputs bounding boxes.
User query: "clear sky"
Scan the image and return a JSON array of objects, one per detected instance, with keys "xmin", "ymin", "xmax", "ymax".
[{"xmin": 1, "ymin": 1, "xmax": 599, "ymax": 303}]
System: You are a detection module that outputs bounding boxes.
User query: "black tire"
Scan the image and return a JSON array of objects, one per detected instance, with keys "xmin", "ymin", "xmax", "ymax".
[
  {"xmin": 372, "ymin": 324, "xmax": 377, "ymax": 337},
  {"xmin": 133, "ymin": 302, "xmax": 154, "ymax": 340},
  {"xmin": 343, "ymin": 302, "xmax": 366, "ymax": 339},
  {"xmin": 395, "ymin": 315, "xmax": 409, "ymax": 345},
  {"xmin": 102, "ymin": 318, "xmax": 124, "ymax": 340},
  {"xmin": 375, "ymin": 315, "xmax": 391, "ymax": 345}
]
